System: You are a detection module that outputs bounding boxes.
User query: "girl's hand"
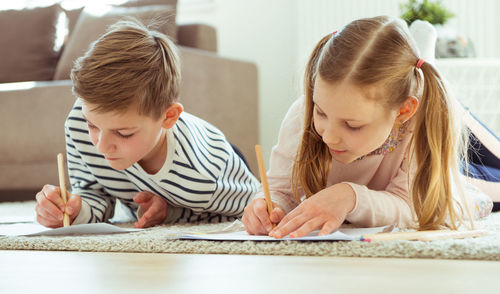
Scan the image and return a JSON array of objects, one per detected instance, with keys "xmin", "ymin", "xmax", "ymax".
[
  {"xmin": 133, "ymin": 191, "xmax": 168, "ymax": 228},
  {"xmin": 269, "ymin": 183, "xmax": 356, "ymax": 238},
  {"xmin": 35, "ymin": 184, "xmax": 81, "ymax": 228},
  {"xmin": 242, "ymin": 198, "xmax": 285, "ymax": 235}
]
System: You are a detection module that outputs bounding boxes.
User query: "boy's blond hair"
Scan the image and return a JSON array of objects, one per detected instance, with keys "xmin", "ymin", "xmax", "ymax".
[{"xmin": 71, "ymin": 19, "xmax": 180, "ymax": 119}]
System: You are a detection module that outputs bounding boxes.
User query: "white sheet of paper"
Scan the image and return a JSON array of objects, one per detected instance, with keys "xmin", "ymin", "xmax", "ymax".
[
  {"xmin": 0, "ymin": 215, "xmax": 35, "ymax": 224},
  {"xmin": 178, "ymin": 225, "xmax": 394, "ymax": 241},
  {"xmin": 0, "ymin": 223, "xmax": 142, "ymax": 236}
]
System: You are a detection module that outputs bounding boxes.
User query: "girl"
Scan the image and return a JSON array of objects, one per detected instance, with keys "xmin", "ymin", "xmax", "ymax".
[{"xmin": 242, "ymin": 16, "xmax": 494, "ymax": 238}]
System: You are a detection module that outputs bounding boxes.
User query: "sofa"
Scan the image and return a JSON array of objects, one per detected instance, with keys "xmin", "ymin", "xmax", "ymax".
[{"xmin": 0, "ymin": 0, "xmax": 259, "ymax": 201}]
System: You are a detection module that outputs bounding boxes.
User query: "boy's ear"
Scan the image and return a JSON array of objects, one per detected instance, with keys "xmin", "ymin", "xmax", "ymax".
[
  {"xmin": 396, "ymin": 96, "xmax": 419, "ymax": 124},
  {"xmin": 161, "ymin": 102, "xmax": 183, "ymax": 129}
]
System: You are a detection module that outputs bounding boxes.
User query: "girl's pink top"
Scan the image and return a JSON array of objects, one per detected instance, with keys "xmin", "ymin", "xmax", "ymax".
[{"xmin": 255, "ymin": 96, "xmax": 492, "ymax": 228}]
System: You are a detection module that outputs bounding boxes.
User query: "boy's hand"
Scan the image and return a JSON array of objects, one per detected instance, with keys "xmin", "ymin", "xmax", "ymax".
[
  {"xmin": 35, "ymin": 184, "xmax": 81, "ymax": 228},
  {"xmin": 269, "ymin": 183, "xmax": 356, "ymax": 239},
  {"xmin": 133, "ymin": 191, "xmax": 168, "ymax": 228},
  {"xmin": 242, "ymin": 198, "xmax": 285, "ymax": 235}
]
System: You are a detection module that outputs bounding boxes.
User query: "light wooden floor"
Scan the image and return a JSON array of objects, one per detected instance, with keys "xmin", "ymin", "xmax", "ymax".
[{"xmin": 1, "ymin": 250, "xmax": 498, "ymax": 294}]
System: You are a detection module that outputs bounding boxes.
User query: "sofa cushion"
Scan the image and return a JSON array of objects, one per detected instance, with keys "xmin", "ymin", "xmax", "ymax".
[
  {"xmin": 63, "ymin": 7, "xmax": 84, "ymax": 37},
  {"xmin": 62, "ymin": 0, "xmax": 178, "ymax": 38},
  {"xmin": 0, "ymin": 4, "xmax": 64, "ymax": 83},
  {"xmin": 53, "ymin": 4, "xmax": 177, "ymax": 80}
]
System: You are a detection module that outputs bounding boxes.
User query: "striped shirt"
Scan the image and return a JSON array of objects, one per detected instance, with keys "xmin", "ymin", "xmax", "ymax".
[{"xmin": 65, "ymin": 99, "xmax": 258, "ymax": 224}]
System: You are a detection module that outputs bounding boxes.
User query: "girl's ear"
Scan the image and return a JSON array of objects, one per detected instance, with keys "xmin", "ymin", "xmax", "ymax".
[
  {"xmin": 396, "ymin": 96, "xmax": 419, "ymax": 124},
  {"xmin": 161, "ymin": 102, "xmax": 183, "ymax": 129}
]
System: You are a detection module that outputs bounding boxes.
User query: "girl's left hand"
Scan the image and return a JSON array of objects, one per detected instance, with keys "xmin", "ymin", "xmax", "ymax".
[{"xmin": 269, "ymin": 183, "xmax": 356, "ymax": 238}]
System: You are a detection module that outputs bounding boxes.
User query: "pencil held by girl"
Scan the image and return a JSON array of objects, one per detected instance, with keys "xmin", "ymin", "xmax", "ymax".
[{"xmin": 242, "ymin": 16, "xmax": 493, "ymax": 238}]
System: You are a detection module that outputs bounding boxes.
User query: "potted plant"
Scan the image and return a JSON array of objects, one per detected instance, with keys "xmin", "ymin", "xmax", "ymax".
[
  {"xmin": 400, "ymin": 0, "xmax": 454, "ymax": 26},
  {"xmin": 400, "ymin": 0, "xmax": 474, "ymax": 58}
]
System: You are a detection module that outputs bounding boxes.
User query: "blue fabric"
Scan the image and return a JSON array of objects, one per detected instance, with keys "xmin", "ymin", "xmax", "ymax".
[
  {"xmin": 463, "ymin": 162, "xmax": 500, "ymax": 182},
  {"xmin": 464, "ymin": 131, "xmax": 500, "ymax": 182},
  {"xmin": 460, "ymin": 112, "xmax": 500, "ymax": 211}
]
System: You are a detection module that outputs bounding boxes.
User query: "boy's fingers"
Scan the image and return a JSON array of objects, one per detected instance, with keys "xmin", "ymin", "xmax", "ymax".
[
  {"xmin": 65, "ymin": 194, "xmax": 81, "ymax": 216},
  {"xmin": 35, "ymin": 203, "xmax": 62, "ymax": 222},
  {"xmin": 35, "ymin": 192, "xmax": 63, "ymax": 221},
  {"xmin": 133, "ymin": 192, "xmax": 153, "ymax": 203},
  {"xmin": 143, "ymin": 206, "xmax": 156, "ymax": 220},
  {"xmin": 36, "ymin": 214, "xmax": 60, "ymax": 228},
  {"xmin": 136, "ymin": 207, "xmax": 157, "ymax": 228},
  {"xmin": 44, "ymin": 188, "xmax": 65, "ymax": 210},
  {"xmin": 134, "ymin": 218, "xmax": 145, "ymax": 228}
]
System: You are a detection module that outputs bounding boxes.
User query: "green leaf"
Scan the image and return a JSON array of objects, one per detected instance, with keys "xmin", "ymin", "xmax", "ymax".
[{"xmin": 400, "ymin": 0, "xmax": 455, "ymax": 25}]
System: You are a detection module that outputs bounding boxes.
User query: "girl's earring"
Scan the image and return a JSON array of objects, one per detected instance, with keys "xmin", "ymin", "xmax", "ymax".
[{"xmin": 394, "ymin": 120, "xmax": 402, "ymax": 131}]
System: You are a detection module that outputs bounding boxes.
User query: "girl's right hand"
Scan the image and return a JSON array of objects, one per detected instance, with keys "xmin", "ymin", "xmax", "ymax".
[
  {"xmin": 35, "ymin": 184, "xmax": 81, "ymax": 228},
  {"xmin": 242, "ymin": 198, "xmax": 285, "ymax": 235}
]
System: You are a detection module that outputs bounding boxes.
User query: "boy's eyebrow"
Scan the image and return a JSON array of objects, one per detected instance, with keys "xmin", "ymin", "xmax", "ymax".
[
  {"xmin": 81, "ymin": 114, "xmax": 138, "ymax": 131},
  {"xmin": 312, "ymin": 101, "xmax": 364, "ymax": 122}
]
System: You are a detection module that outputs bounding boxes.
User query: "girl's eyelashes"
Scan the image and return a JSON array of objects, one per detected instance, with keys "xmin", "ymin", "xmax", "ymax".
[
  {"xmin": 345, "ymin": 122, "xmax": 362, "ymax": 131},
  {"xmin": 315, "ymin": 106, "xmax": 362, "ymax": 130},
  {"xmin": 314, "ymin": 106, "xmax": 326, "ymax": 117}
]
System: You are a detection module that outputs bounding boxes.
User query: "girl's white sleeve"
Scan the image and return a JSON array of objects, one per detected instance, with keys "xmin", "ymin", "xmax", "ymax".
[
  {"xmin": 253, "ymin": 98, "xmax": 304, "ymax": 213},
  {"xmin": 343, "ymin": 160, "xmax": 415, "ymax": 228}
]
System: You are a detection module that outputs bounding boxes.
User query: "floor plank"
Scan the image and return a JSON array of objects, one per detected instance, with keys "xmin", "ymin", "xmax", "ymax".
[{"xmin": 1, "ymin": 250, "xmax": 498, "ymax": 293}]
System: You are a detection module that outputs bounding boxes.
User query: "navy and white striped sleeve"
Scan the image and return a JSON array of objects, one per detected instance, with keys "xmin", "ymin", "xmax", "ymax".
[
  {"xmin": 202, "ymin": 149, "xmax": 258, "ymax": 217},
  {"xmin": 65, "ymin": 110, "xmax": 115, "ymax": 224},
  {"xmin": 162, "ymin": 206, "xmax": 240, "ymax": 224},
  {"xmin": 159, "ymin": 115, "xmax": 259, "ymax": 223}
]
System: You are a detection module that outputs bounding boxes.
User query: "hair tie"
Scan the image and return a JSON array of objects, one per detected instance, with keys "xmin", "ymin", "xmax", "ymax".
[
  {"xmin": 416, "ymin": 58, "xmax": 425, "ymax": 69},
  {"xmin": 332, "ymin": 30, "xmax": 338, "ymax": 36}
]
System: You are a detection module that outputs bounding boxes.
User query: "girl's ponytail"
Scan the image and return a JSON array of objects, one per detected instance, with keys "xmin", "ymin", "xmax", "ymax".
[
  {"xmin": 291, "ymin": 34, "xmax": 332, "ymax": 202},
  {"xmin": 411, "ymin": 61, "xmax": 470, "ymax": 230}
]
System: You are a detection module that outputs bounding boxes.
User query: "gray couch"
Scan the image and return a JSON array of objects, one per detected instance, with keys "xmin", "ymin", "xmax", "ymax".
[{"xmin": 0, "ymin": 1, "xmax": 258, "ymax": 201}]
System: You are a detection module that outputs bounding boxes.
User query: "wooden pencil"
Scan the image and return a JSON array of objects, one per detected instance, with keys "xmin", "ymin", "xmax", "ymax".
[
  {"xmin": 362, "ymin": 229, "xmax": 488, "ymax": 242},
  {"xmin": 255, "ymin": 145, "xmax": 274, "ymax": 218},
  {"xmin": 57, "ymin": 153, "xmax": 71, "ymax": 227}
]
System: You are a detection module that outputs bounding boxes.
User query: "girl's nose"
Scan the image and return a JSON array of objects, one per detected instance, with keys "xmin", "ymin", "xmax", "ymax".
[{"xmin": 321, "ymin": 126, "xmax": 342, "ymax": 146}]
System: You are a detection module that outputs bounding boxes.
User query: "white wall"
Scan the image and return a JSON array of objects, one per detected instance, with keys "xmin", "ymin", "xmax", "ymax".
[
  {"xmin": 296, "ymin": 0, "xmax": 500, "ymax": 74},
  {"xmin": 178, "ymin": 0, "xmax": 500, "ymax": 163},
  {"xmin": 178, "ymin": 0, "xmax": 299, "ymax": 163}
]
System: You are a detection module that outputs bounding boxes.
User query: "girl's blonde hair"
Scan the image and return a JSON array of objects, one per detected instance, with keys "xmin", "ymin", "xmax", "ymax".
[
  {"xmin": 292, "ymin": 16, "xmax": 470, "ymax": 230},
  {"xmin": 71, "ymin": 19, "xmax": 180, "ymax": 120}
]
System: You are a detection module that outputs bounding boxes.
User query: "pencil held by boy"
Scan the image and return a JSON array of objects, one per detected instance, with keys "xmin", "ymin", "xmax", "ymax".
[
  {"xmin": 35, "ymin": 19, "xmax": 258, "ymax": 228},
  {"xmin": 243, "ymin": 16, "xmax": 493, "ymax": 238}
]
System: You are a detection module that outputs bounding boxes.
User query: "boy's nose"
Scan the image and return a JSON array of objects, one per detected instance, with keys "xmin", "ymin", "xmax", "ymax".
[{"xmin": 96, "ymin": 133, "xmax": 115, "ymax": 154}]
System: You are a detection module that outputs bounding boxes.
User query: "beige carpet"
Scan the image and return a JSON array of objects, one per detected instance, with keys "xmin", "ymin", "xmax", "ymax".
[{"xmin": 1, "ymin": 201, "xmax": 499, "ymax": 260}]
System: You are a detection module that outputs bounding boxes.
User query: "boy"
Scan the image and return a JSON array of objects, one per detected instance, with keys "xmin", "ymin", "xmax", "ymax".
[{"xmin": 35, "ymin": 20, "xmax": 258, "ymax": 228}]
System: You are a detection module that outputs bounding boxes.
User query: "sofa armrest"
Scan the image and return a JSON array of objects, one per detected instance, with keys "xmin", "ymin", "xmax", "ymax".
[
  {"xmin": 177, "ymin": 24, "xmax": 217, "ymax": 52},
  {"xmin": 179, "ymin": 46, "xmax": 259, "ymax": 173},
  {"xmin": 0, "ymin": 80, "xmax": 75, "ymax": 193}
]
